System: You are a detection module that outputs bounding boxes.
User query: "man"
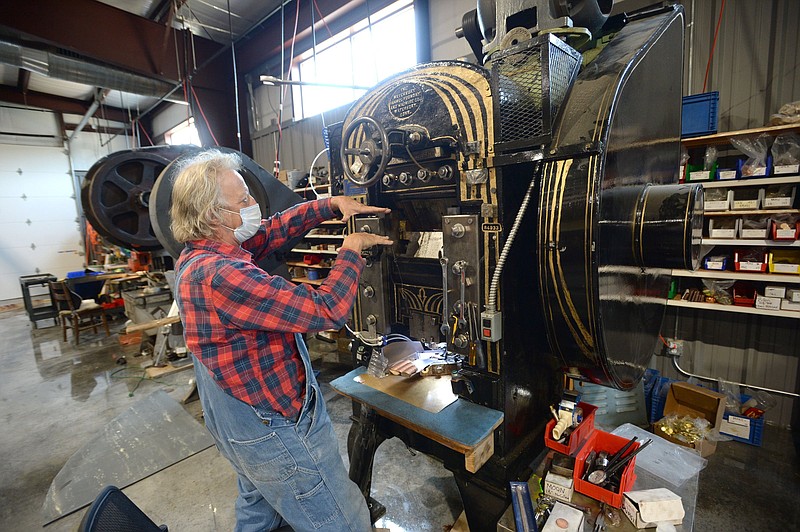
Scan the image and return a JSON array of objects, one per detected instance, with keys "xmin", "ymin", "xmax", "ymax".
[{"xmin": 170, "ymin": 149, "xmax": 392, "ymax": 532}]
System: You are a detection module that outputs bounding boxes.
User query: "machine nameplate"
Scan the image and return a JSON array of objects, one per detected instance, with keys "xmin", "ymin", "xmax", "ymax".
[
  {"xmin": 482, "ymin": 223, "xmax": 503, "ymax": 233},
  {"xmin": 388, "ymin": 83, "xmax": 424, "ymax": 119}
]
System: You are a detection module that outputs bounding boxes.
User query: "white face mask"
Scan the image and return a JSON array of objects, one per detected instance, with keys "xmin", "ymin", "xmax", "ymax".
[{"xmin": 222, "ymin": 203, "xmax": 262, "ymax": 243}]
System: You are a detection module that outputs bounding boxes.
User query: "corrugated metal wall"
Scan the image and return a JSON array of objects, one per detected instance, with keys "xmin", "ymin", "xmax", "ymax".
[
  {"xmin": 655, "ymin": 308, "xmax": 799, "ymax": 428},
  {"xmin": 668, "ymin": 0, "xmax": 800, "ymax": 428},
  {"xmin": 683, "ymin": 0, "xmax": 800, "ymax": 130},
  {"xmin": 251, "ymin": 104, "xmax": 349, "ymax": 177},
  {"xmin": 248, "ymin": 0, "xmax": 800, "ymax": 426}
]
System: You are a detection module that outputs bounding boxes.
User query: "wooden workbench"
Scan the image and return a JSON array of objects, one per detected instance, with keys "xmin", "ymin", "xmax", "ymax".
[{"xmin": 331, "ymin": 366, "xmax": 504, "ymax": 473}]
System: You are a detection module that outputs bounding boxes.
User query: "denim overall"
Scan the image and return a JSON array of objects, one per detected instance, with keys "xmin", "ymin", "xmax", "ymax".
[{"xmin": 178, "ymin": 259, "xmax": 371, "ymax": 531}]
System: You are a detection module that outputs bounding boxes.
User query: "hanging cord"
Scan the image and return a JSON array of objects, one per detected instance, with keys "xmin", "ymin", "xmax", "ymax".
[
  {"xmin": 189, "ymin": 83, "xmax": 220, "ymax": 145},
  {"xmin": 276, "ymin": 0, "xmax": 302, "ymax": 175},
  {"xmin": 345, "ymin": 322, "xmax": 384, "ymax": 347},
  {"xmin": 137, "ymin": 121, "xmax": 155, "ymax": 146},
  {"xmin": 702, "ymin": 0, "xmax": 726, "ymax": 93},
  {"xmin": 227, "ymin": 0, "xmax": 243, "ymax": 152},
  {"xmin": 309, "ymin": 0, "xmax": 326, "ymax": 129},
  {"xmin": 487, "ymin": 163, "xmax": 541, "ymax": 311},
  {"xmin": 307, "ymin": 147, "xmax": 328, "ymax": 198},
  {"xmin": 312, "ymin": 0, "xmax": 335, "ymax": 38},
  {"xmin": 121, "ymin": 93, "xmax": 131, "ymax": 149}
]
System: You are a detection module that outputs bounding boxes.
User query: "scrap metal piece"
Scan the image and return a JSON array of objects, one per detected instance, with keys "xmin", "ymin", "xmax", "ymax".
[{"xmin": 41, "ymin": 389, "xmax": 213, "ymax": 524}]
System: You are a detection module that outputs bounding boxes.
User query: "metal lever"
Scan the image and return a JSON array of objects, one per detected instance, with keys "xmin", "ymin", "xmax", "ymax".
[{"xmin": 439, "ymin": 256, "xmax": 450, "ymax": 338}]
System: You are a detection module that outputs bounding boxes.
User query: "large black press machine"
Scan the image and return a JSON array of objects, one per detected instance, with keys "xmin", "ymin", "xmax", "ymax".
[{"xmin": 78, "ymin": 1, "xmax": 703, "ymax": 529}]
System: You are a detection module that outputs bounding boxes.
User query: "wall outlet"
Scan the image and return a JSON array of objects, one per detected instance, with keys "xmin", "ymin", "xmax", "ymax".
[{"xmin": 664, "ymin": 338, "xmax": 683, "ymax": 357}]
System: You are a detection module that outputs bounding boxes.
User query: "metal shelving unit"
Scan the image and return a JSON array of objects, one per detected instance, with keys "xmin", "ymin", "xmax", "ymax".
[
  {"xmin": 671, "ymin": 269, "xmax": 800, "ymax": 284},
  {"xmin": 673, "ymin": 124, "xmax": 800, "ymax": 320},
  {"xmin": 667, "ymin": 299, "xmax": 800, "ymax": 319}
]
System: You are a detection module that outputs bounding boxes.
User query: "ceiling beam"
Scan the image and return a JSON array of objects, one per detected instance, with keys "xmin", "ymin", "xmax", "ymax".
[
  {"xmin": 65, "ymin": 123, "xmax": 128, "ymax": 136},
  {"xmin": 0, "ymin": 0, "xmax": 227, "ymax": 86},
  {"xmin": 0, "ymin": 85, "xmax": 128, "ymax": 123}
]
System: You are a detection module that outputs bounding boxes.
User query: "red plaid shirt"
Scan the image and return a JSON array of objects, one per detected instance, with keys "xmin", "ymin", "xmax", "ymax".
[{"xmin": 175, "ymin": 198, "xmax": 364, "ymax": 418}]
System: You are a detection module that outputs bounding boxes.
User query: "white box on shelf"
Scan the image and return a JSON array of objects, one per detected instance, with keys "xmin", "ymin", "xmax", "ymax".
[
  {"xmin": 732, "ymin": 188, "xmax": 764, "ymax": 210},
  {"xmin": 765, "ymin": 286, "xmax": 786, "ymax": 298},
  {"xmin": 782, "ymin": 299, "xmax": 800, "ymax": 312},
  {"xmin": 774, "ymin": 164, "xmax": 800, "ymax": 175},
  {"xmin": 739, "ymin": 217, "xmax": 770, "ymax": 239},
  {"xmin": 708, "ymin": 218, "xmax": 737, "ymax": 239},
  {"xmin": 787, "ymin": 288, "xmax": 800, "ymax": 302},
  {"xmin": 763, "ymin": 185, "xmax": 796, "ymax": 208},
  {"xmin": 755, "ymin": 294, "xmax": 782, "ymax": 310},
  {"xmin": 703, "ymin": 189, "xmax": 732, "ymax": 211}
]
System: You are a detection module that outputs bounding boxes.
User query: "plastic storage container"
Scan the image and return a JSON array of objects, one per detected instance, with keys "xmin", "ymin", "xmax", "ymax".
[
  {"xmin": 703, "ymin": 188, "xmax": 731, "ymax": 211},
  {"xmin": 573, "ymin": 430, "xmax": 639, "ymax": 508},
  {"xmin": 544, "ymin": 402, "xmax": 598, "ymax": 456},
  {"xmin": 720, "ymin": 395, "xmax": 764, "ymax": 446},
  {"xmin": 732, "ymin": 282, "xmax": 756, "ymax": 307},
  {"xmin": 681, "ymin": 92, "xmax": 719, "ymax": 138}
]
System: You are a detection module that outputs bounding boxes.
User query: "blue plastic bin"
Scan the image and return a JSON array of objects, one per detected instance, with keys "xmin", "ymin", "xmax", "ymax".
[
  {"xmin": 720, "ymin": 394, "xmax": 764, "ymax": 446},
  {"xmin": 682, "ymin": 92, "xmax": 719, "ymax": 138}
]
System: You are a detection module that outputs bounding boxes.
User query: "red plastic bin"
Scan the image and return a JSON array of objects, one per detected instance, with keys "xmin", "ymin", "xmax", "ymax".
[
  {"xmin": 544, "ymin": 402, "xmax": 598, "ymax": 456},
  {"xmin": 771, "ymin": 220, "xmax": 800, "ymax": 241},
  {"xmin": 573, "ymin": 429, "xmax": 639, "ymax": 508}
]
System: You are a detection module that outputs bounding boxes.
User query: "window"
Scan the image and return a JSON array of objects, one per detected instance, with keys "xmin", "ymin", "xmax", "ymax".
[
  {"xmin": 291, "ymin": 0, "xmax": 416, "ymax": 120},
  {"xmin": 164, "ymin": 117, "xmax": 201, "ymax": 146}
]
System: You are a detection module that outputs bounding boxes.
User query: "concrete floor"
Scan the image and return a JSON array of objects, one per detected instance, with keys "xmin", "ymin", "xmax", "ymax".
[{"xmin": 0, "ymin": 304, "xmax": 798, "ymax": 531}]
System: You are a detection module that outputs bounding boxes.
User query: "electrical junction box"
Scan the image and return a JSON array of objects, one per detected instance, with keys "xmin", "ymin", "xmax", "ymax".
[{"xmin": 480, "ymin": 309, "xmax": 502, "ymax": 341}]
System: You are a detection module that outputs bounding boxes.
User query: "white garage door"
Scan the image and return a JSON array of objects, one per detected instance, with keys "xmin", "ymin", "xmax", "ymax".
[{"xmin": 0, "ymin": 144, "xmax": 84, "ymax": 301}]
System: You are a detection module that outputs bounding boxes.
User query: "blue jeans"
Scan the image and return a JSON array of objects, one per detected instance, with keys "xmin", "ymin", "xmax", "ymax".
[{"xmin": 191, "ymin": 334, "xmax": 371, "ymax": 532}]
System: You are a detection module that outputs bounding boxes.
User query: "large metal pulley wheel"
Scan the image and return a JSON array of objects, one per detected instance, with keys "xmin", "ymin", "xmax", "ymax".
[
  {"xmin": 149, "ymin": 147, "xmax": 301, "ymax": 259},
  {"xmin": 340, "ymin": 116, "xmax": 390, "ymax": 187},
  {"xmin": 83, "ymin": 146, "xmax": 303, "ymax": 271},
  {"xmin": 81, "ymin": 145, "xmax": 197, "ymax": 250}
]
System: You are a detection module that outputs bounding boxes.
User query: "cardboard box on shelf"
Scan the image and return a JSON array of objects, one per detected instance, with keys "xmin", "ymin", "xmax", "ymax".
[
  {"xmin": 653, "ymin": 382, "xmax": 725, "ymax": 457},
  {"xmin": 765, "ymin": 286, "xmax": 787, "ymax": 298},
  {"xmin": 782, "ymin": 299, "xmax": 800, "ymax": 312},
  {"xmin": 787, "ymin": 288, "xmax": 800, "ymax": 302},
  {"xmin": 774, "ymin": 163, "xmax": 800, "ymax": 175},
  {"xmin": 623, "ymin": 488, "xmax": 685, "ymax": 529},
  {"xmin": 756, "ymin": 294, "xmax": 782, "ymax": 310},
  {"xmin": 703, "ymin": 188, "xmax": 732, "ymax": 211},
  {"xmin": 708, "ymin": 218, "xmax": 737, "ymax": 239}
]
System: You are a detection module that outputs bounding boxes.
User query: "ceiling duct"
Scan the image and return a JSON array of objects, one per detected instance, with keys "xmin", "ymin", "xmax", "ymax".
[{"xmin": 0, "ymin": 39, "xmax": 181, "ymax": 102}]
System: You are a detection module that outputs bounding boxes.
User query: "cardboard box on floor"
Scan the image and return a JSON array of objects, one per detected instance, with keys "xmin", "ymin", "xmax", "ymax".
[{"xmin": 654, "ymin": 382, "xmax": 725, "ymax": 457}]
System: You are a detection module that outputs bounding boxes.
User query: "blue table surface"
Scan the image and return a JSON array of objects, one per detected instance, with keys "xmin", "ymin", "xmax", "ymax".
[{"xmin": 331, "ymin": 366, "xmax": 504, "ymax": 451}]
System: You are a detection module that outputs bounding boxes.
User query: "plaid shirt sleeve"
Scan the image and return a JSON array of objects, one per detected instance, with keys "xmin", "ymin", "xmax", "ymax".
[
  {"xmin": 211, "ymin": 248, "xmax": 364, "ymax": 333},
  {"xmin": 243, "ymin": 198, "xmax": 336, "ymax": 263}
]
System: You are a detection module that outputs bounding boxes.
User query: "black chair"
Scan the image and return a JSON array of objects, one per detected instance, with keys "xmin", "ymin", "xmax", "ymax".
[{"xmin": 79, "ymin": 485, "xmax": 167, "ymax": 532}]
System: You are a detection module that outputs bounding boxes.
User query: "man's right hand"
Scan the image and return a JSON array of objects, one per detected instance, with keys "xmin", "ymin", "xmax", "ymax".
[{"xmin": 340, "ymin": 232, "xmax": 393, "ymax": 253}]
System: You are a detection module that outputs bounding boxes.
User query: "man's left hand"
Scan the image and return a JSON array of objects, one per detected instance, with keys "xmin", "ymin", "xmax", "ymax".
[{"xmin": 330, "ymin": 196, "xmax": 391, "ymax": 222}]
